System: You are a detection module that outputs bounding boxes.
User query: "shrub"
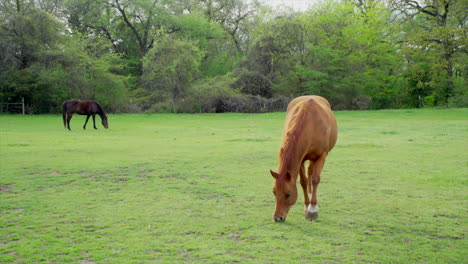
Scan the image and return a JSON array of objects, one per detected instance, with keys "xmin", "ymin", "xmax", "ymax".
[
  {"xmin": 448, "ymin": 95, "xmax": 468, "ymax": 108},
  {"xmin": 215, "ymin": 95, "xmax": 289, "ymax": 113}
]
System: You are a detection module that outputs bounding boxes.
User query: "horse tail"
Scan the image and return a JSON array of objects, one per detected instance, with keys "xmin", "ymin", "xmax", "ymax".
[{"xmin": 62, "ymin": 102, "xmax": 67, "ymax": 128}]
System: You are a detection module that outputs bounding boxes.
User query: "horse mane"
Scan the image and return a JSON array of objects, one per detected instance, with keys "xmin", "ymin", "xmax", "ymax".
[
  {"xmin": 95, "ymin": 102, "xmax": 107, "ymax": 118},
  {"xmin": 278, "ymin": 104, "xmax": 308, "ymax": 178}
]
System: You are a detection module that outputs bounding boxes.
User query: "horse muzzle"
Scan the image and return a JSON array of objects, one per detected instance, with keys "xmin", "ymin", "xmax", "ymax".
[{"xmin": 274, "ymin": 216, "xmax": 286, "ymax": 222}]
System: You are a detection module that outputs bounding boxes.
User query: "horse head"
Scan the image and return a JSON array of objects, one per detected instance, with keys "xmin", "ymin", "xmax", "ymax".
[
  {"xmin": 101, "ymin": 116, "xmax": 109, "ymax": 129},
  {"xmin": 270, "ymin": 170, "xmax": 298, "ymax": 222}
]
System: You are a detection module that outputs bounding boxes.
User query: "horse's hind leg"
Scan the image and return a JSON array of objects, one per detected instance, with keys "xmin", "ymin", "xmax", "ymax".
[
  {"xmin": 83, "ymin": 115, "xmax": 90, "ymax": 129},
  {"xmin": 92, "ymin": 114, "xmax": 97, "ymax": 129},
  {"xmin": 67, "ymin": 114, "xmax": 73, "ymax": 131},
  {"xmin": 305, "ymin": 153, "xmax": 328, "ymax": 220}
]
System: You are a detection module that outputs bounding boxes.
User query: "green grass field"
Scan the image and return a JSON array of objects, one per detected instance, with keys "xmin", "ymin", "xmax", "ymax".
[{"xmin": 1, "ymin": 109, "xmax": 467, "ymax": 263}]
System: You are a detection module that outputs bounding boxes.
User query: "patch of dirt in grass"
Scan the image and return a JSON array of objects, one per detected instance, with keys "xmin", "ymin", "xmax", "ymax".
[
  {"xmin": 84, "ymin": 171, "xmax": 130, "ymax": 184},
  {"xmin": 26, "ymin": 170, "xmax": 62, "ymax": 176},
  {"xmin": 8, "ymin": 208, "xmax": 24, "ymax": 213},
  {"xmin": 225, "ymin": 250, "xmax": 257, "ymax": 261},
  {"xmin": 191, "ymin": 189, "xmax": 233, "ymax": 200},
  {"xmin": 77, "ymin": 171, "xmax": 90, "ymax": 176},
  {"xmin": 140, "ymin": 169, "xmax": 156, "ymax": 174},
  {"xmin": 113, "ymin": 177, "xmax": 128, "ymax": 184},
  {"xmin": 0, "ymin": 185, "xmax": 14, "ymax": 192},
  {"xmin": 436, "ymin": 235, "xmax": 464, "ymax": 240},
  {"xmin": 218, "ymin": 231, "xmax": 257, "ymax": 242},
  {"xmin": 78, "ymin": 259, "xmax": 96, "ymax": 264},
  {"xmin": 138, "ymin": 169, "xmax": 156, "ymax": 178},
  {"xmin": 159, "ymin": 173, "xmax": 187, "ymax": 181},
  {"xmin": 229, "ymin": 232, "xmax": 242, "ymax": 241},
  {"xmin": 63, "ymin": 180, "xmax": 77, "ymax": 185},
  {"xmin": 380, "ymin": 131, "xmax": 399, "ymax": 135},
  {"xmin": 410, "ymin": 229, "xmax": 465, "ymax": 240},
  {"xmin": 331, "ymin": 242, "xmax": 350, "ymax": 246},
  {"xmin": 433, "ymin": 213, "xmax": 457, "ymax": 219}
]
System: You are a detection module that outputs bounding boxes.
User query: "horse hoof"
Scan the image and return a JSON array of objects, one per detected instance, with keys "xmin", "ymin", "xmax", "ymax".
[
  {"xmin": 305, "ymin": 204, "xmax": 319, "ymax": 220},
  {"xmin": 305, "ymin": 211, "xmax": 318, "ymax": 220}
]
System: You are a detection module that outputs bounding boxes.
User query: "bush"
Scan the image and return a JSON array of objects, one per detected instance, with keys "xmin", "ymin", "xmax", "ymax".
[
  {"xmin": 352, "ymin": 95, "xmax": 372, "ymax": 110},
  {"xmin": 448, "ymin": 95, "xmax": 468, "ymax": 108},
  {"xmin": 186, "ymin": 75, "xmax": 238, "ymax": 113},
  {"xmin": 424, "ymin": 95, "xmax": 436, "ymax": 107},
  {"xmin": 147, "ymin": 101, "xmax": 173, "ymax": 113},
  {"xmin": 215, "ymin": 95, "xmax": 289, "ymax": 113},
  {"xmin": 232, "ymin": 70, "xmax": 273, "ymax": 98}
]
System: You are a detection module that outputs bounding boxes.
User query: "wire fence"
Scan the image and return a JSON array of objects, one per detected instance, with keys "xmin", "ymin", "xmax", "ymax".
[{"xmin": 0, "ymin": 97, "xmax": 25, "ymax": 114}]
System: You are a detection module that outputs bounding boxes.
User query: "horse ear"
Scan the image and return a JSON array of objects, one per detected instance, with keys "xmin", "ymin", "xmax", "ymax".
[{"xmin": 270, "ymin": 170, "xmax": 279, "ymax": 179}]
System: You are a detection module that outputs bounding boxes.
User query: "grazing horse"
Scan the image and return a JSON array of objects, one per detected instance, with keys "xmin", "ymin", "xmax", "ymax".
[
  {"xmin": 62, "ymin": 100, "xmax": 109, "ymax": 130},
  {"xmin": 270, "ymin": 95, "xmax": 337, "ymax": 222}
]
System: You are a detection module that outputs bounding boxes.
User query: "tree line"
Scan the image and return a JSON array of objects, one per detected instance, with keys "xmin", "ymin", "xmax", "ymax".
[{"xmin": 0, "ymin": 0, "xmax": 466, "ymax": 113}]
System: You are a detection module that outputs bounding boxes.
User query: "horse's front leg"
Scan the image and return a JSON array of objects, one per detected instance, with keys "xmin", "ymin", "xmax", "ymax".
[
  {"xmin": 305, "ymin": 153, "xmax": 327, "ymax": 220},
  {"xmin": 92, "ymin": 114, "xmax": 97, "ymax": 129},
  {"xmin": 83, "ymin": 115, "xmax": 90, "ymax": 130},
  {"xmin": 299, "ymin": 162, "xmax": 310, "ymax": 217}
]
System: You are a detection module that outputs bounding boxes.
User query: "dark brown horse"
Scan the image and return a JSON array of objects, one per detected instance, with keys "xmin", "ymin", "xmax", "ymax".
[
  {"xmin": 270, "ymin": 95, "xmax": 337, "ymax": 222},
  {"xmin": 62, "ymin": 100, "xmax": 108, "ymax": 130}
]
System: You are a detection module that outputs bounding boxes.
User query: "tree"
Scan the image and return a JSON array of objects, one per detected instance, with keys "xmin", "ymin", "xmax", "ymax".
[
  {"xmin": 65, "ymin": 0, "xmax": 169, "ymax": 57},
  {"xmin": 164, "ymin": 13, "xmax": 236, "ymax": 77},
  {"xmin": 231, "ymin": 10, "xmax": 310, "ymax": 98},
  {"xmin": 390, "ymin": 0, "xmax": 467, "ymax": 106},
  {"xmin": 140, "ymin": 36, "xmax": 203, "ymax": 112},
  {"xmin": 0, "ymin": 8, "xmax": 71, "ymax": 112},
  {"xmin": 294, "ymin": 0, "xmax": 403, "ymax": 109},
  {"xmin": 0, "ymin": 3, "xmax": 128, "ymax": 113},
  {"xmin": 197, "ymin": 0, "xmax": 260, "ymax": 53}
]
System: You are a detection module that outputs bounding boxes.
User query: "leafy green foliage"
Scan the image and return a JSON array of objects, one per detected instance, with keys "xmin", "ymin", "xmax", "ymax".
[
  {"xmin": 392, "ymin": 0, "xmax": 467, "ymax": 106},
  {"xmin": 296, "ymin": 1, "xmax": 403, "ymax": 109},
  {"xmin": 166, "ymin": 13, "xmax": 238, "ymax": 77},
  {"xmin": 141, "ymin": 36, "xmax": 204, "ymax": 112},
  {"xmin": 0, "ymin": 4, "xmax": 128, "ymax": 113},
  {"xmin": 0, "ymin": 0, "xmax": 466, "ymax": 112}
]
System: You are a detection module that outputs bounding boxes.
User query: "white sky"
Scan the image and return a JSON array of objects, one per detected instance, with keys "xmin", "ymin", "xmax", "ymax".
[{"xmin": 259, "ymin": 0, "xmax": 312, "ymax": 11}]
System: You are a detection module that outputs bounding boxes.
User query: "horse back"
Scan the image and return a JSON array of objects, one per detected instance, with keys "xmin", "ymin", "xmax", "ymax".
[
  {"xmin": 63, "ymin": 100, "xmax": 96, "ymax": 115},
  {"xmin": 87, "ymin": 101, "xmax": 99, "ymax": 113},
  {"xmin": 285, "ymin": 96, "xmax": 337, "ymax": 155},
  {"xmin": 63, "ymin": 100, "xmax": 79, "ymax": 113}
]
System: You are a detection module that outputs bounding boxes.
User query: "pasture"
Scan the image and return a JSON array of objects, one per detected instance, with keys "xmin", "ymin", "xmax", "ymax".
[{"xmin": 1, "ymin": 109, "xmax": 466, "ymax": 263}]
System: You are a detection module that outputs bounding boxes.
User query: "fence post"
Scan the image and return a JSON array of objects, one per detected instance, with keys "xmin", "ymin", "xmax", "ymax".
[{"xmin": 22, "ymin": 97, "xmax": 25, "ymax": 115}]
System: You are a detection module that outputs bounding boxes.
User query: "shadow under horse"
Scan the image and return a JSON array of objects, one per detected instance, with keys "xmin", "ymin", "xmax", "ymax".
[{"xmin": 62, "ymin": 100, "xmax": 109, "ymax": 130}]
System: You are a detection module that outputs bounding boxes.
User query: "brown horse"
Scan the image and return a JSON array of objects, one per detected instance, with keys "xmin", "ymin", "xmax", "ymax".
[
  {"xmin": 270, "ymin": 95, "xmax": 337, "ymax": 222},
  {"xmin": 62, "ymin": 100, "xmax": 108, "ymax": 130}
]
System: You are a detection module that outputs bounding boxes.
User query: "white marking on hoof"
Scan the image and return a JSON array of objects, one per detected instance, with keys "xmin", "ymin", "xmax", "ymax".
[
  {"xmin": 307, "ymin": 204, "xmax": 318, "ymax": 213},
  {"xmin": 305, "ymin": 204, "xmax": 319, "ymax": 220}
]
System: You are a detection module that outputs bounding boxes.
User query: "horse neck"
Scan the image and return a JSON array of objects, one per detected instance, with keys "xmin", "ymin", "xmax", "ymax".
[
  {"xmin": 95, "ymin": 103, "xmax": 106, "ymax": 119},
  {"xmin": 278, "ymin": 107, "xmax": 307, "ymax": 179},
  {"xmin": 98, "ymin": 110, "xmax": 106, "ymax": 118},
  {"xmin": 278, "ymin": 136, "xmax": 302, "ymax": 180}
]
